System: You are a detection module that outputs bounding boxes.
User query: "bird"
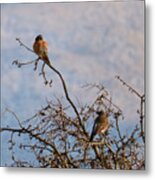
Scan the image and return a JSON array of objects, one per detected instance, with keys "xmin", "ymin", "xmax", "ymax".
[
  {"xmin": 90, "ymin": 111, "xmax": 109, "ymax": 141},
  {"xmin": 33, "ymin": 34, "xmax": 51, "ymax": 66}
]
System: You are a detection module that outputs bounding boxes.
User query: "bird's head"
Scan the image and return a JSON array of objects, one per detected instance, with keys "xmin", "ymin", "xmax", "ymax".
[
  {"xmin": 96, "ymin": 111, "xmax": 104, "ymax": 115},
  {"xmin": 35, "ymin": 34, "xmax": 43, "ymax": 41}
]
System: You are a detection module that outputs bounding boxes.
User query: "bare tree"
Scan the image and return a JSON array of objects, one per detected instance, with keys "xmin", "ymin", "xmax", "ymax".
[{"xmin": 0, "ymin": 38, "xmax": 145, "ymax": 169}]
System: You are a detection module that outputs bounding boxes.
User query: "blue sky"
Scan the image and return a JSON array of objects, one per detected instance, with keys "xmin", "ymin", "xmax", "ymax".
[{"xmin": 1, "ymin": 1, "xmax": 144, "ymax": 166}]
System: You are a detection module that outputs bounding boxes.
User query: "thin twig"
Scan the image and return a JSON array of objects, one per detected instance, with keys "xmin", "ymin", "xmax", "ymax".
[
  {"xmin": 40, "ymin": 63, "xmax": 48, "ymax": 85},
  {"xmin": 115, "ymin": 75, "xmax": 141, "ymax": 98},
  {"xmin": 12, "ymin": 59, "xmax": 37, "ymax": 68},
  {"xmin": 34, "ymin": 58, "xmax": 40, "ymax": 71},
  {"xmin": 140, "ymin": 96, "xmax": 145, "ymax": 143},
  {"xmin": 5, "ymin": 108, "xmax": 23, "ymax": 128},
  {"xmin": 115, "ymin": 114, "xmax": 123, "ymax": 141},
  {"xmin": 88, "ymin": 141, "xmax": 105, "ymax": 146},
  {"xmin": 16, "ymin": 38, "xmax": 34, "ymax": 53}
]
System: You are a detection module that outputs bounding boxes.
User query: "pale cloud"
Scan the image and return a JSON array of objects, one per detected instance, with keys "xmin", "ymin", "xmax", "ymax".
[{"xmin": 2, "ymin": 69, "xmax": 21, "ymax": 93}]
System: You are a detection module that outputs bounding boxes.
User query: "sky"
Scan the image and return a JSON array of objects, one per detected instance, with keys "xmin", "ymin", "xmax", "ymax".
[{"xmin": 1, "ymin": 0, "xmax": 144, "ymax": 166}]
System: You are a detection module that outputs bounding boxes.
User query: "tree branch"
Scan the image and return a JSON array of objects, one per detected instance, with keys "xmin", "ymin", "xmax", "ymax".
[{"xmin": 14, "ymin": 38, "xmax": 88, "ymax": 138}]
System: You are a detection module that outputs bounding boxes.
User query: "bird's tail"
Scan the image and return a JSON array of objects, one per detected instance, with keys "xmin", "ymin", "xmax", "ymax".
[
  {"xmin": 90, "ymin": 132, "xmax": 94, "ymax": 142},
  {"xmin": 43, "ymin": 55, "xmax": 51, "ymax": 66}
]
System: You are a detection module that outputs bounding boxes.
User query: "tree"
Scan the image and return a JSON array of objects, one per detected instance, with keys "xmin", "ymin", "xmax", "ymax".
[{"xmin": 0, "ymin": 38, "xmax": 145, "ymax": 169}]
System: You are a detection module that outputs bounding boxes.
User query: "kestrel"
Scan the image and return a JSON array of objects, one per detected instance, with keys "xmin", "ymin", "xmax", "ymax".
[
  {"xmin": 90, "ymin": 111, "xmax": 109, "ymax": 141},
  {"xmin": 33, "ymin": 34, "xmax": 51, "ymax": 66}
]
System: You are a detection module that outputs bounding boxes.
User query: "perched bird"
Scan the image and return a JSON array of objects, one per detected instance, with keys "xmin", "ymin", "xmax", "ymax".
[
  {"xmin": 33, "ymin": 34, "xmax": 51, "ymax": 66},
  {"xmin": 90, "ymin": 111, "xmax": 109, "ymax": 141}
]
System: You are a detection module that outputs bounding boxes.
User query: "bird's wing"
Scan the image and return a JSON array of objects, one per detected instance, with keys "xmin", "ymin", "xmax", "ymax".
[
  {"xmin": 90, "ymin": 117, "xmax": 99, "ymax": 141},
  {"xmin": 40, "ymin": 41, "xmax": 48, "ymax": 53},
  {"xmin": 97, "ymin": 116, "xmax": 109, "ymax": 134}
]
